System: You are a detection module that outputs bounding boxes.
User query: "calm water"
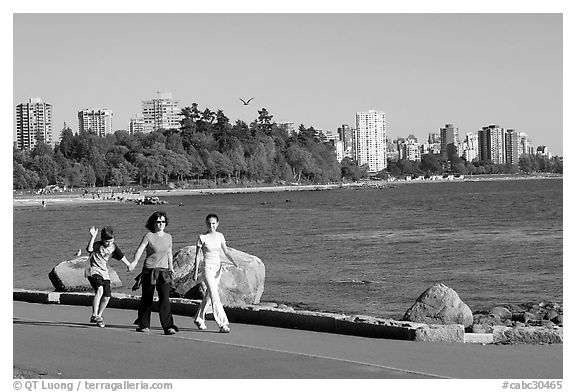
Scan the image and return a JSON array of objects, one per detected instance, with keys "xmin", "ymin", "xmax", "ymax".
[{"xmin": 13, "ymin": 179, "xmax": 563, "ymax": 319}]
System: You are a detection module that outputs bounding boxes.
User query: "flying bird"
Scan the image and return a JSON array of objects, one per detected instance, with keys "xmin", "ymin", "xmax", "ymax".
[{"xmin": 239, "ymin": 97, "xmax": 255, "ymax": 105}]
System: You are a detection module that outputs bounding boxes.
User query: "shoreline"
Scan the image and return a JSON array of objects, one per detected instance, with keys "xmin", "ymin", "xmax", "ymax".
[{"xmin": 12, "ymin": 174, "xmax": 562, "ymax": 207}]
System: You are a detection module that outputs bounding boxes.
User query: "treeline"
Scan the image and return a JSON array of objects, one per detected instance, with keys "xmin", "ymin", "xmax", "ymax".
[
  {"xmin": 384, "ymin": 153, "xmax": 563, "ymax": 178},
  {"xmin": 12, "ymin": 105, "xmax": 563, "ymax": 191},
  {"xmin": 13, "ymin": 106, "xmax": 348, "ymax": 190}
]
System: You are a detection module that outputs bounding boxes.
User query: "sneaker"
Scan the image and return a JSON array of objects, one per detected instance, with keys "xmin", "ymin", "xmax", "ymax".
[
  {"xmin": 194, "ymin": 320, "xmax": 207, "ymax": 330},
  {"xmin": 136, "ymin": 326, "xmax": 150, "ymax": 333},
  {"xmin": 90, "ymin": 315, "xmax": 99, "ymax": 323},
  {"xmin": 96, "ymin": 319, "xmax": 105, "ymax": 328},
  {"xmin": 219, "ymin": 325, "xmax": 230, "ymax": 333},
  {"xmin": 165, "ymin": 328, "xmax": 176, "ymax": 335}
]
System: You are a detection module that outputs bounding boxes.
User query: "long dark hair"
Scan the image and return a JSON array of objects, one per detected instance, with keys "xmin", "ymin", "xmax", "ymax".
[
  {"xmin": 205, "ymin": 213, "xmax": 219, "ymax": 223},
  {"xmin": 145, "ymin": 211, "xmax": 169, "ymax": 232}
]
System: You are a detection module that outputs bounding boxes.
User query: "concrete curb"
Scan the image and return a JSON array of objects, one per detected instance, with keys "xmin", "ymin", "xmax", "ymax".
[{"xmin": 15, "ymin": 289, "xmax": 558, "ymax": 344}]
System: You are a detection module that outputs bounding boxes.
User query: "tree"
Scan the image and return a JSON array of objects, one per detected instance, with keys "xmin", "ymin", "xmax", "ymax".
[
  {"xmin": 420, "ymin": 153, "xmax": 443, "ymax": 174},
  {"xmin": 57, "ymin": 127, "xmax": 75, "ymax": 159},
  {"xmin": 13, "ymin": 162, "xmax": 39, "ymax": 190},
  {"xmin": 81, "ymin": 163, "xmax": 97, "ymax": 187},
  {"xmin": 226, "ymin": 145, "xmax": 247, "ymax": 183},
  {"xmin": 251, "ymin": 108, "xmax": 274, "ymax": 137},
  {"xmin": 341, "ymin": 157, "xmax": 361, "ymax": 181},
  {"xmin": 286, "ymin": 144, "xmax": 314, "ymax": 182},
  {"xmin": 59, "ymin": 164, "xmax": 84, "ymax": 188},
  {"xmin": 212, "ymin": 151, "xmax": 234, "ymax": 181},
  {"xmin": 31, "ymin": 155, "xmax": 58, "ymax": 185}
]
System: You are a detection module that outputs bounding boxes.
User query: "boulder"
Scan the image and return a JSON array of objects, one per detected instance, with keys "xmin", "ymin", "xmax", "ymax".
[
  {"xmin": 551, "ymin": 315, "xmax": 563, "ymax": 326},
  {"xmin": 48, "ymin": 256, "xmax": 122, "ymax": 292},
  {"xmin": 467, "ymin": 313, "xmax": 505, "ymax": 333},
  {"xmin": 402, "ymin": 283, "xmax": 473, "ymax": 327},
  {"xmin": 490, "ymin": 306, "xmax": 512, "ymax": 320},
  {"xmin": 171, "ymin": 246, "xmax": 265, "ymax": 306}
]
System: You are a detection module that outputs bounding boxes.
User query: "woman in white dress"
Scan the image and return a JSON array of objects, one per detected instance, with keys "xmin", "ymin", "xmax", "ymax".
[{"xmin": 193, "ymin": 213, "xmax": 238, "ymax": 333}]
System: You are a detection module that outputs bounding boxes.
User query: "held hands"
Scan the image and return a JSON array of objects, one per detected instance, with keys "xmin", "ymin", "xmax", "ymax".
[{"xmin": 127, "ymin": 262, "xmax": 137, "ymax": 272}]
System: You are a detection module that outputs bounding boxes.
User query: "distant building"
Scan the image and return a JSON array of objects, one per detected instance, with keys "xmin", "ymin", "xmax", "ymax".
[
  {"xmin": 354, "ymin": 110, "xmax": 387, "ymax": 173},
  {"xmin": 505, "ymin": 129, "xmax": 520, "ymax": 165},
  {"xmin": 15, "ymin": 97, "xmax": 53, "ymax": 150},
  {"xmin": 518, "ymin": 132, "xmax": 533, "ymax": 155},
  {"xmin": 404, "ymin": 139, "xmax": 421, "ymax": 161},
  {"xmin": 278, "ymin": 121, "xmax": 296, "ymax": 135},
  {"xmin": 478, "ymin": 125, "xmax": 506, "ymax": 164},
  {"xmin": 142, "ymin": 92, "xmax": 183, "ymax": 133},
  {"xmin": 323, "ymin": 130, "xmax": 338, "ymax": 142},
  {"xmin": 536, "ymin": 145, "xmax": 552, "ymax": 159},
  {"xmin": 337, "ymin": 124, "xmax": 354, "ymax": 159},
  {"xmin": 462, "ymin": 132, "xmax": 479, "ymax": 162},
  {"xmin": 129, "ymin": 117, "xmax": 145, "ymax": 134},
  {"xmin": 78, "ymin": 108, "xmax": 113, "ymax": 136},
  {"xmin": 440, "ymin": 123, "xmax": 460, "ymax": 161},
  {"xmin": 428, "ymin": 132, "xmax": 441, "ymax": 144}
]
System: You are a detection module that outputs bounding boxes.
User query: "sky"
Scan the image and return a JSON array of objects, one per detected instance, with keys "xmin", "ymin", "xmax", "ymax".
[{"xmin": 12, "ymin": 12, "xmax": 564, "ymax": 155}]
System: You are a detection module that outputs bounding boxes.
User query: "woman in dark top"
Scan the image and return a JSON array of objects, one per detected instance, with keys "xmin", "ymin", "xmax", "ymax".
[{"xmin": 130, "ymin": 211, "xmax": 178, "ymax": 335}]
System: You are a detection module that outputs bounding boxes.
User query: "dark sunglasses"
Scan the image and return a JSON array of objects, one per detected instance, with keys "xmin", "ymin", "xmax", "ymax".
[{"xmin": 156, "ymin": 220, "xmax": 166, "ymax": 224}]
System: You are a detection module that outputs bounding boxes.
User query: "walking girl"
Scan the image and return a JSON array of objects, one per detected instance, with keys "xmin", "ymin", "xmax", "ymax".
[
  {"xmin": 193, "ymin": 213, "xmax": 238, "ymax": 333},
  {"xmin": 130, "ymin": 211, "xmax": 178, "ymax": 335}
]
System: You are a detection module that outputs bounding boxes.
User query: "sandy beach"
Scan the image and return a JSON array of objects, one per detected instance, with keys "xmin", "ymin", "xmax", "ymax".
[
  {"xmin": 12, "ymin": 174, "xmax": 561, "ymax": 207},
  {"xmin": 12, "ymin": 184, "xmax": 344, "ymax": 207}
]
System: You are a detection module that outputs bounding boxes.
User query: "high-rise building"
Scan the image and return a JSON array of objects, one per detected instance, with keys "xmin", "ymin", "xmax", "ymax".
[
  {"xmin": 463, "ymin": 132, "xmax": 479, "ymax": 162},
  {"xmin": 536, "ymin": 146, "xmax": 551, "ymax": 159},
  {"xmin": 518, "ymin": 132, "xmax": 533, "ymax": 155},
  {"xmin": 78, "ymin": 108, "xmax": 113, "ymax": 136},
  {"xmin": 478, "ymin": 125, "xmax": 506, "ymax": 164},
  {"xmin": 142, "ymin": 92, "xmax": 183, "ymax": 133},
  {"xmin": 15, "ymin": 97, "xmax": 53, "ymax": 150},
  {"xmin": 440, "ymin": 124, "xmax": 460, "ymax": 161},
  {"xmin": 505, "ymin": 129, "xmax": 520, "ymax": 165},
  {"xmin": 337, "ymin": 124, "xmax": 354, "ymax": 159},
  {"xmin": 354, "ymin": 110, "xmax": 387, "ymax": 172},
  {"xmin": 129, "ymin": 117, "xmax": 145, "ymax": 134},
  {"xmin": 404, "ymin": 138, "xmax": 421, "ymax": 162}
]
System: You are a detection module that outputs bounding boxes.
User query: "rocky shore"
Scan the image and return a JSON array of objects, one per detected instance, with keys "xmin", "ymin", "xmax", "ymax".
[{"xmin": 469, "ymin": 302, "xmax": 563, "ymax": 331}]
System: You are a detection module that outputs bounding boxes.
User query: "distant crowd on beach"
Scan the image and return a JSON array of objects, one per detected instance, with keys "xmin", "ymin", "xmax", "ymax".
[{"xmin": 81, "ymin": 187, "xmax": 141, "ymax": 202}]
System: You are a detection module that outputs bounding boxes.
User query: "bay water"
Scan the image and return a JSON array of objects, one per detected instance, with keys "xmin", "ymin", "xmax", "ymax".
[{"xmin": 13, "ymin": 178, "xmax": 562, "ymax": 320}]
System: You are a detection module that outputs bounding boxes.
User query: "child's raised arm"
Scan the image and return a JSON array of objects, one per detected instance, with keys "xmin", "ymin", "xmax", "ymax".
[{"xmin": 86, "ymin": 226, "xmax": 98, "ymax": 253}]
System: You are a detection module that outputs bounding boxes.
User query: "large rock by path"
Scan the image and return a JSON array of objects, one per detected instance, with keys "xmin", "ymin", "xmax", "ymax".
[
  {"xmin": 402, "ymin": 283, "xmax": 473, "ymax": 327},
  {"xmin": 171, "ymin": 246, "xmax": 265, "ymax": 306},
  {"xmin": 48, "ymin": 256, "xmax": 122, "ymax": 292}
]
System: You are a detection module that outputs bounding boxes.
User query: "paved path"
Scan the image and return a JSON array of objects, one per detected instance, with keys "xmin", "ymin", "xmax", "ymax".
[{"xmin": 13, "ymin": 302, "xmax": 562, "ymax": 379}]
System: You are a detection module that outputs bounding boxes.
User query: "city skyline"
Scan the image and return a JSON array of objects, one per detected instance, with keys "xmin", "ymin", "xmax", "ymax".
[{"xmin": 13, "ymin": 13, "xmax": 563, "ymax": 155}]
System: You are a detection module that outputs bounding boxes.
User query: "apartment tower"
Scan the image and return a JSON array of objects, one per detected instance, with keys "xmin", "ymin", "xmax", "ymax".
[
  {"xmin": 505, "ymin": 129, "xmax": 520, "ymax": 165},
  {"xmin": 478, "ymin": 125, "xmax": 506, "ymax": 164},
  {"xmin": 354, "ymin": 110, "xmax": 387, "ymax": 173},
  {"xmin": 440, "ymin": 123, "xmax": 460, "ymax": 161},
  {"xmin": 78, "ymin": 109, "xmax": 113, "ymax": 136},
  {"xmin": 15, "ymin": 97, "xmax": 53, "ymax": 150},
  {"xmin": 142, "ymin": 92, "xmax": 182, "ymax": 133}
]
